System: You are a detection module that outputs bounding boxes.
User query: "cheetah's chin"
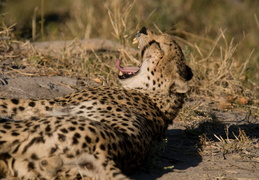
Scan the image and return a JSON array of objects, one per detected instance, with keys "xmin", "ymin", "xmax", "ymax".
[{"xmin": 116, "ymin": 59, "xmax": 141, "ymax": 79}]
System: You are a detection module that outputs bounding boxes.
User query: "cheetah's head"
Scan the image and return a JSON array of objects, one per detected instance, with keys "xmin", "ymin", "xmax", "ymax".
[{"xmin": 116, "ymin": 27, "xmax": 193, "ymax": 94}]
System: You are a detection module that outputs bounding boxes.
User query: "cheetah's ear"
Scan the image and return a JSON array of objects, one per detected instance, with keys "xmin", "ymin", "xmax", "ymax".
[
  {"xmin": 182, "ymin": 65, "xmax": 193, "ymax": 81},
  {"xmin": 171, "ymin": 64, "xmax": 193, "ymax": 93},
  {"xmin": 171, "ymin": 79, "xmax": 189, "ymax": 94},
  {"xmin": 178, "ymin": 64, "xmax": 193, "ymax": 81}
]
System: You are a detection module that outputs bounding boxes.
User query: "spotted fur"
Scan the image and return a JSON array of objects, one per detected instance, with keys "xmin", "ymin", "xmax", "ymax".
[{"xmin": 0, "ymin": 27, "xmax": 192, "ymax": 180}]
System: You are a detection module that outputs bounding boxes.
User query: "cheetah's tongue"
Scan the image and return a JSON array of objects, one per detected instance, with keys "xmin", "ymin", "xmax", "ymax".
[{"xmin": 116, "ymin": 59, "xmax": 140, "ymax": 74}]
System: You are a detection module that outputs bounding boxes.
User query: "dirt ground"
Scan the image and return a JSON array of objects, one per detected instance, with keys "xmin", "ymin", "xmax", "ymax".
[
  {"xmin": 0, "ymin": 41, "xmax": 258, "ymax": 180},
  {"xmin": 131, "ymin": 101, "xmax": 259, "ymax": 180}
]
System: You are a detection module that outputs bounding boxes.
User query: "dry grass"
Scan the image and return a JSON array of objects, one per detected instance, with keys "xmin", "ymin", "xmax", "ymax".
[
  {"xmin": 200, "ymin": 128, "xmax": 259, "ymax": 160},
  {"xmin": 214, "ymin": 129, "xmax": 255, "ymax": 157},
  {"xmin": 187, "ymin": 30, "xmax": 253, "ymax": 97},
  {"xmin": 1, "ymin": 0, "xmax": 258, "ymax": 95}
]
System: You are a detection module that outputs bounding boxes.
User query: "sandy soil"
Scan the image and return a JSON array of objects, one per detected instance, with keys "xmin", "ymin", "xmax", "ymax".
[{"xmin": 0, "ymin": 41, "xmax": 258, "ymax": 180}]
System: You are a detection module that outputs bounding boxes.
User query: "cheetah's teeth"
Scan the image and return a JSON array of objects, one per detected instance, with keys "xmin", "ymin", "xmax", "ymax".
[
  {"xmin": 119, "ymin": 71, "xmax": 123, "ymax": 76},
  {"xmin": 132, "ymin": 38, "xmax": 138, "ymax": 45}
]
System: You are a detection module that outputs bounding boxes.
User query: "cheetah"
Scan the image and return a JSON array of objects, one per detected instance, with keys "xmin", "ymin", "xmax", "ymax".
[{"xmin": 0, "ymin": 27, "xmax": 193, "ymax": 180}]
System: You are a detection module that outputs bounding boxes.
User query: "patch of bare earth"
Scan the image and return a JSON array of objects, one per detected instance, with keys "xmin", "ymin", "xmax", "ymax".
[{"xmin": 0, "ymin": 38, "xmax": 258, "ymax": 180}]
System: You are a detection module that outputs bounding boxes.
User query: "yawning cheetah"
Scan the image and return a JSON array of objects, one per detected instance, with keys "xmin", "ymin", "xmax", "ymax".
[{"xmin": 0, "ymin": 27, "xmax": 193, "ymax": 180}]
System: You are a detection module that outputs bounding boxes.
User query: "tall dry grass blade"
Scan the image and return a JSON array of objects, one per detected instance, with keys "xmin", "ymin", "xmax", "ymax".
[
  {"xmin": 32, "ymin": 7, "xmax": 38, "ymax": 41},
  {"xmin": 194, "ymin": 44, "xmax": 203, "ymax": 57},
  {"xmin": 107, "ymin": 9, "xmax": 119, "ymax": 39},
  {"xmin": 199, "ymin": 29, "xmax": 226, "ymax": 62},
  {"xmin": 106, "ymin": 0, "xmax": 135, "ymax": 45},
  {"xmin": 120, "ymin": 1, "xmax": 134, "ymax": 29},
  {"xmin": 211, "ymin": 38, "xmax": 238, "ymax": 83},
  {"xmin": 239, "ymin": 49, "xmax": 254, "ymax": 78},
  {"xmin": 214, "ymin": 134, "xmax": 222, "ymax": 142},
  {"xmin": 145, "ymin": 9, "xmax": 156, "ymax": 23},
  {"xmin": 254, "ymin": 13, "xmax": 259, "ymax": 30},
  {"xmin": 174, "ymin": 30, "xmax": 216, "ymax": 44},
  {"xmin": 40, "ymin": 0, "xmax": 45, "ymax": 41},
  {"xmin": 153, "ymin": 23, "xmax": 163, "ymax": 34}
]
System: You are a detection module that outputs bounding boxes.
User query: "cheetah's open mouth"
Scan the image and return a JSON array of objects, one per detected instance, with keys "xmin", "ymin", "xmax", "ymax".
[{"xmin": 116, "ymin": 59, "xmax": 141, "ymax": 79}]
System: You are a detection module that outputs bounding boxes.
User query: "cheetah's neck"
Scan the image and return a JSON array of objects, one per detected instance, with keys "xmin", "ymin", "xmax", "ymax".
[{"xmin": 130, "ymin": 88, "xmax": 186, "ymax": 123}]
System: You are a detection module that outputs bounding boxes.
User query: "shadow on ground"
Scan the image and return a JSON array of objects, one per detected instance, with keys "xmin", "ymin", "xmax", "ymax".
[
  {"xmin": 131, "ymin": 114, "xmax": 259, "ymax": 180},
  {"xmin": 130, "ymin": 127, "xmax": 203, "ymax": 180}
]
